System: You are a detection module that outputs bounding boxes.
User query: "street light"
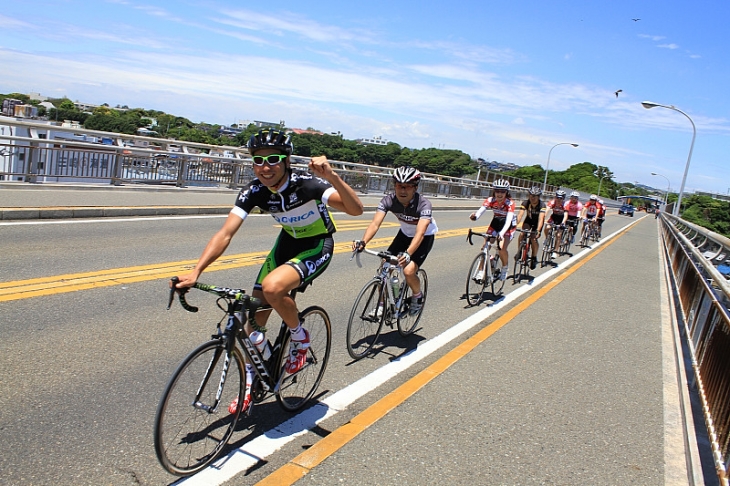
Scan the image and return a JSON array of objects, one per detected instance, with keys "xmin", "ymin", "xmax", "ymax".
[
  {"xmin": 597, "ymin": 174, "xmax": 608, "ymax": 197},
  {"xmin": 651, "ymin": 172, "xmax": 670, "ymax": 209},
  {"xmin": 641, "ymin": 101, "xmax": 696, "ymax": 216},
  {"xmin": 543, "ymin": 142, "xmax": 579, "ymax": 191}
]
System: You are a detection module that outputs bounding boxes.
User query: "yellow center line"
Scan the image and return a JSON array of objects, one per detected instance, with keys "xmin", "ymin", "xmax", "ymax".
[
  {"xmin": 0, "ymin": 227, "xmax": 468, "ymax": 302},
  {"xmin": 255, "ymin": 220, "xmax": 635, "ymax": 486}
]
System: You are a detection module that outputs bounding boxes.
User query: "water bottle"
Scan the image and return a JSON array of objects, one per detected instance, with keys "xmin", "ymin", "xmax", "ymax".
[
  {"xmin": 250, "ymin": 330, "xmax": 271, "ymax": 360},
  {"xmin": 391, "ymin": 274, "xmax": 400, "ymax": 299}
]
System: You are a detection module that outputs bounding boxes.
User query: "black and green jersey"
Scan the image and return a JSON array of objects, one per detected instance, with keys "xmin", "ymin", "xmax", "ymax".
[{"xmin": 231, "ymin": 170, "xmax": 337, "ymax": 238}]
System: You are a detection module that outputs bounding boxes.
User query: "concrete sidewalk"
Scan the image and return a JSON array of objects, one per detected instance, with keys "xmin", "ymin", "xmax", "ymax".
[{"xmin": 0, "ymin": 182, "xmax": 478, "ymax": 220}]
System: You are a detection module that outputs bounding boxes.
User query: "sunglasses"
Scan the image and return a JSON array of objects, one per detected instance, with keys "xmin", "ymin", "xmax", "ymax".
[
  {"xmin": 252, "ymin": 154, "xmax": 287, "ymax": 166},
  {"xmin": 494, "ymin": 189, "xmax": 507, "ymax": 193}
]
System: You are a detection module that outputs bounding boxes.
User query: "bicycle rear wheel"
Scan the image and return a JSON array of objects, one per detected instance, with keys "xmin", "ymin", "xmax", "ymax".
[
  {"xmin": 154, "ymin": 340, "xmax": 245, "ymax": 476},
  {"xmin": 346, "ymin": 279, "xmax": 385, "ymax": 360},
  {"xmin": 465, "ymin": 253, "xmax": 487, "ymax": 306},
  {"xmin": 397, "ymin": 268, "xmax": 428, "ymax": 336},
  {"xmin": 276, "ymin": 306, "xmax": 332, "ymax": 412}
]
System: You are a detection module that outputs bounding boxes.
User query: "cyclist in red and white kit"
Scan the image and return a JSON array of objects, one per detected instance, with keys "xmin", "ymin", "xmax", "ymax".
[
  {"xmin": 353, "ymin": 166, "xmax": 437, "ymax": 315},
  {"xmin": 581, "ymin": 194, "xmax": 600, "ymax": 240},
  {"xmin": 469, "ymin": 179, "xmax": 517, "ymax": 281}
]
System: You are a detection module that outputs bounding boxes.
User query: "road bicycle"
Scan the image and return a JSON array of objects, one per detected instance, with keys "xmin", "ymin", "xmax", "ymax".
[
  {"xmin": 465, "ymin": 228, "xmax": 505, "ymax": 306},
  {"xmin": 579, "ymin": 218, "xmax": 599, "ymax": 247},
  {"xmin": 540, "ymin": 224, "xmax": 562, "ymax": 267},
  {"xmin": 559, "ymin": 223, "xmax": 575, "ymax": 255},
  {"xmin": 346, "ymin": 248, "xmax": 428, "ymax": 360},
  {"xmin": 154, "ymin": 278, "xmax": 332, "ymax": 476},
  {"xmin": 512, "ymin": 228, "xmax": 537, "ymax": 283}
]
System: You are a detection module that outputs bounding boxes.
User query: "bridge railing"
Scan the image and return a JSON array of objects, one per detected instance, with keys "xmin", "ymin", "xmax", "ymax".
[
  {"xmin": 660, "ymin": 213, "xmax": 730, "ymax": 484},
  {"xmin": 0, "ymin": 119, "xmax": 563, "ymax": 199}
]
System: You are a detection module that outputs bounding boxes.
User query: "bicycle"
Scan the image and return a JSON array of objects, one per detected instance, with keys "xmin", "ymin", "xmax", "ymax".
[
  {"xmin": 154, "ymin": 277, "xmax": 332, "ymax": 476},
  {"xmin": 579, "ymin": 218, "xmax": 599, "ymax": 247},
  {"xmin": 540, "ymin": 224, "xmax": 560, "ymax": 267},
  {"xmin": 560, "ymin": 223, "xmax": 575, "ymax": 254},
  {"xmin": 346, "ymin": 248, "xmax": 428, "ymax": 360},
  {"xmin": 512, "ymin": 228, "xmax": 536, "ymax": 283},
  {"xmin": 465, "ymin": 228, "xmax": 505, "ymax": 306}
]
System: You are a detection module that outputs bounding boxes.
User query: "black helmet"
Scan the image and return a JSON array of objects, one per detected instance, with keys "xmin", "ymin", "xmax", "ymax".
[
  {"xmin": 555, "ymin": 190, "xmax": 566, "ymax": 198},
  {"xmin": 529, "ymin": 186, "xmax": 542, "ymax": 196},
  {"xmin": 393, "ymin": 166, "xmax": 422, "ymax": 184},
  {"xmin": 248, "ymin": 128, "xmax": 293, "ymax": 155}
]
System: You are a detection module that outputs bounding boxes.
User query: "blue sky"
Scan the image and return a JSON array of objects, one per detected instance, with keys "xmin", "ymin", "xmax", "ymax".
[{"xmin": 1, "ymin": 0, "xmax": 729, "ymax": 194}]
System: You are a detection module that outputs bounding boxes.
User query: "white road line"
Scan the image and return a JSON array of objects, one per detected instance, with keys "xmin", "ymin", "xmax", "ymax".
[{"xmin": 176, "ymin": 220, "xmax": 642, "ymax": 485}]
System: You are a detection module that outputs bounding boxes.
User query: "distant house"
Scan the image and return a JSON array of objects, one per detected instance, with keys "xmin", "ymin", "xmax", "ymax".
[
  {"xmin": 290, "ymin": 128, "xmax": 324, "ymax": 136},
  {"xmin": 356, "ymin": 136, "xmax": 388, "ymax": 146}
]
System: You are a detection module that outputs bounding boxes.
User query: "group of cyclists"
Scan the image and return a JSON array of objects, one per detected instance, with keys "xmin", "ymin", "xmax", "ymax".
[
  {"xmin": 469, "ymin": 181, "xmax": 607, "ymax": 275},
  {"xmin": 172, "ymin": 128, "xmax": 606, "ymax": 415}
]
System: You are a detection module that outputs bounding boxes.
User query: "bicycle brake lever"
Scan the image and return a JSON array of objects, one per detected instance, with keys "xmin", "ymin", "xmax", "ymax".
[{"xmin": 355, "ymin": 251, "xmax": 363, "ymax": 268}]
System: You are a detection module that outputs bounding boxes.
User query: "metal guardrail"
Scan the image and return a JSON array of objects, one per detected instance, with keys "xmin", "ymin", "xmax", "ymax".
[
  {"xmin": 0, "ymin": 118, "xmax": 564, "ymax": 200},
  {"xmin": 660, "ymin": 212, "xmax": 730, "ymax": 484}
]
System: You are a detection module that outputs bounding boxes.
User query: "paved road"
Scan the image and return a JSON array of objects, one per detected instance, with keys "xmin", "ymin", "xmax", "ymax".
[{"xmin": 0, "ymin": 184, "xmax": 710, "ymax": 485}]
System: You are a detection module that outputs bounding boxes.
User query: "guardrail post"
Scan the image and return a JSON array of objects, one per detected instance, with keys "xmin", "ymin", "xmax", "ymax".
[
  {"xmin": 228, "ymin": 163, "xmax": 241, "ymax": 190},
  {"xmin": 110, "ymin": 152, "xmax": 123, "ymax": 185},
  {"xmin": 176, "ymin": 157, "xmax": 187, "ymax": 188}
]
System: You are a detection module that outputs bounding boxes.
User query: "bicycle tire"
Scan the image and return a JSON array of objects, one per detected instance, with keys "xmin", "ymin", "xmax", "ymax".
[
  {"xmin": 541, "ymin": 231, "xmax": 553, "ymax": 266},
  {"xmin": 491, "ymin": 254, "xmax": 506, "ymax": 296},
  {"xmin": 513, "ymin": 240, "xmax": 528, "ymax": 284},
  {"xmin": 346, "ymin": 279, "xmax": 385, "ymax": 360},
  {"xmin": 397, "ymin": 268, "xmax": 428, "ymax": 336},
  {"xmin": 466, "ymin": 253, "xmax": 487, "ymax": 306},
  {"xmin": 154, "ymin": 339, "xmax": 245, "ymax": 476},
  {"xmin": 580, "ymin": 224, "xmax": 589, "ymax": 247},
  {"xmin": 276, "ymin": 306, "xmax": 332, "ymax": 412}
]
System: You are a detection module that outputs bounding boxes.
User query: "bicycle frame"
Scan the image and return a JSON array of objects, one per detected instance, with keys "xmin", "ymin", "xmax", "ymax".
[
  {"xmin": 168, "ymin": 279, "xmax": 290, "ymax": 405},
  {"xmin": 355, "ymin": 248, "xmax": 408, "ymax": 315}
]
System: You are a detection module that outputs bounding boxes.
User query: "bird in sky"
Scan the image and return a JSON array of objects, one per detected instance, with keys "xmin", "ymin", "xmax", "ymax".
[
  {"xmin": 615, "ymin": 89, "xmax": 623, "ymax": 98},
  {"xmin": 632, "ymin": 18, "xmax": 641, "ymax": 21}
]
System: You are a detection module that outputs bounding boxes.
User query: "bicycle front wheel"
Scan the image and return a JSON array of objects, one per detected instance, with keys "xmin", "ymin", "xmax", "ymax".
[
  {"xmin": 397, "ymin": 269, "xmax": 428, "ymax": 336},
  {"xmin": 491, "ymin": 255, "xmax": 506, "ymax": 296},
  {"xmin": 540, "ymin": 232, "xmax": 553, "ymax": 267},
  {"xmin": 276, "ymin": 306, "xmax": 332, "ymax": 412},
  {"xmin": 346, "ymin": 279, "xmax": 385, "ymax": 360},
  {"xmin": 154, "ymin": 340, "xmax": 245, "ymax": 476},
  {"xmin": 512, "ymin": 242, "xmax": 525, "ymax": 284},
  {"xmin": 465, "ymin": 253, "xmax": 487, "ymax": 306}
]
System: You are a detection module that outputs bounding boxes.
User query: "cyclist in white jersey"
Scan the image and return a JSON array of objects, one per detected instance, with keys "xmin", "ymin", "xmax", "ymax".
[{"xmin": 353, "ymin": 166, "xmax": 437, "ymax": 315}]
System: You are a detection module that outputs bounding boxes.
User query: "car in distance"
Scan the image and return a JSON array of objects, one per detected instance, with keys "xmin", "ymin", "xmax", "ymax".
[{"xmin": 618, "ymin": 204, "xmax": 635, "ymax": 217}]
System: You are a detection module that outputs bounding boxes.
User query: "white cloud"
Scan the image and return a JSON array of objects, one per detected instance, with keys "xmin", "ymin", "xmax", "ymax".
[{"xmin": 658, "ymin": 43, "xmax": 679, "ymax": 50}]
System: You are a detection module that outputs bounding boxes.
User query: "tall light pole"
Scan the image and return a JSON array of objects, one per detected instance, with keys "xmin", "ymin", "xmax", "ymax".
[
  {"xmin": 641, "ymin": 101, "xmax": 696, "ymax": 216},
  {"xmin": 543, "ymin": 142, "xmax": 579, "ymax": 191},
  {"xmin": 651, "ymin": 172, "xmax": 670, "ymax": 209},
  {"xmin": 597, "ymin": 174, "xmax": 608, "ymax": 197}
]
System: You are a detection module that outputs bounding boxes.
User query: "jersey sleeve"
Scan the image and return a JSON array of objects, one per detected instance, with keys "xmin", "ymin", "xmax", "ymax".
[
  {"xmin": 377, "ymin": 194, "xmax": 394, "ymax": 213},
  {"xmin": 231, "ymin": 182, "xmax": 263, "ymax": 220}
]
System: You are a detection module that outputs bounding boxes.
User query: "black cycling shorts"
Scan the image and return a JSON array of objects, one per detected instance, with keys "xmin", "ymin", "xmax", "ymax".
[{"xmin": 387, "ymin": 230, "xmax": 434, "ymax": 268}]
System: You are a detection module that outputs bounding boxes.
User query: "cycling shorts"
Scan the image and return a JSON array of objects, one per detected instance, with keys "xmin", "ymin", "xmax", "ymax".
[
  {"xmin": 566, "ymin": 216, "xmax": 579, "ymax": 230},
  {"xmin": 547, "ymin": 216, "xmax": 564, "ymax": 226},
  {"xmin": 387, "ymin": 230, "xmax": 434, "ymax": 268},
  {"xmin": 585, "ymin": 214, "xmax": 597, "ymax": 220},
  {"xmin": 254, "ymin": 230, "xmax": 334, "ymax": 291},
  {"xmin": 486, "ymin": 227, "xmax": 514, "ymax": 243},
  {"xmin": 521, "ymin": 219, "xmax": 541, "ymax": 232}
]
